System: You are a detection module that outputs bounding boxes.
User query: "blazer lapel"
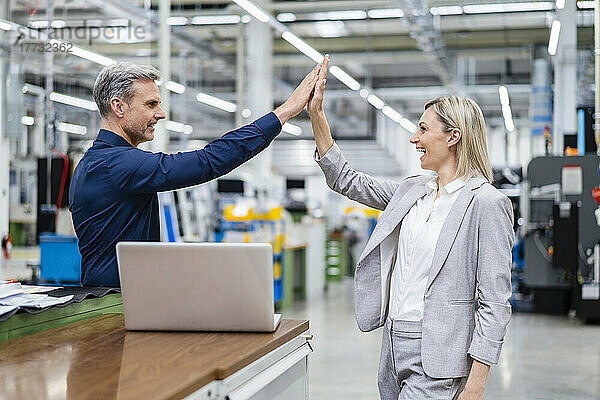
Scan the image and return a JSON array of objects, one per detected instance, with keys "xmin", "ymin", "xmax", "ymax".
[
  {"xmin": 425, "ymin": 176, "xmax": 487, "ymax": 291},
  {"xmin": 358, "ymin": 181, "xmax": 428, "ymax": 263}
]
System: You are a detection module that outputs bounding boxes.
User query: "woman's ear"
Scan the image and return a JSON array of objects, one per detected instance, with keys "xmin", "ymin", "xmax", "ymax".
[{"xmin": 448, "ymin": 128, "xmax": 461, "ymax": 148}]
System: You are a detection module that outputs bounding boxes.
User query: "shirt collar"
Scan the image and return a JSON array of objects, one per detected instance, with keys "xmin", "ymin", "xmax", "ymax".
[
  {"xmin": 442, "ymin": 176, "xmax": 467, "ymax": 194},
  {"xmin": 95, "ymin": 129, "xmax": 134, "ymax": 148},
  {"xmin": 425, "ymin": 175, "xmax": 468, "ymax": 195},
  {"xmin": 425, "ymin": 176, "xmax": 438, "ymax": 193}
]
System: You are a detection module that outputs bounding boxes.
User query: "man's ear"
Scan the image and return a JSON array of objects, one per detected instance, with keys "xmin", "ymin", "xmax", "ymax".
[
  {"xmin": 448, "ymin": 128, "xmax": 461, "ymax": 148},
  {"xmin": 109, "ymin": 98, "xmax": 126, "ymax": 118}
]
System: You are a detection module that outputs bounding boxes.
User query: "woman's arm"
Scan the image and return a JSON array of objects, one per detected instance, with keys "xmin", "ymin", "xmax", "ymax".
[
  {"xmin": 462, "ymin": 191, "xmax": 514, "ymax": 399},
  {"xmin": 458, "ymin": 359, "xmax": 490, "ymax": 400},
  {"xmin": 307, "ymin": 60, "xmax": 334, "ymax": 158},
  {"xmin": 309, "ymin": 108, "xmax": 334, "ymax": 158},
  {"xmin": 307, "ymin": 55, "xmax": 399, "ymax": 210}
]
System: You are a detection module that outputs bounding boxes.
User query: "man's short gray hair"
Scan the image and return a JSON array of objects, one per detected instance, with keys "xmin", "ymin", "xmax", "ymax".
[{"xmin": 93, "ymin": 62, "xmax": 161, "ymax": 118}]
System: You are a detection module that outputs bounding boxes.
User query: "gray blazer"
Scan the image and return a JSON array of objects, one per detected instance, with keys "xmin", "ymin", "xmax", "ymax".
[{"xmin": 316, "ymin": 143, "xmax": 514, "ymax": 379}]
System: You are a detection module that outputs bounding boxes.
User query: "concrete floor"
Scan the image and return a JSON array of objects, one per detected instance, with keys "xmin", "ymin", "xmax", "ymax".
[{"xmin": 285, "ymin": 280, "xmax": 600, "ymax": 400}]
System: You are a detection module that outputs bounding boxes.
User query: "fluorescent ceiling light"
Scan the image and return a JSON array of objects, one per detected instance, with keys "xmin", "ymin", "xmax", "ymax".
[
  {"xmin": 109, "ymin": 19, "xmax": 130, "ymax": 27},
  {"xmin": 167, "ymin": 17, "xmax": 188, "ymax": 26},
  {"xmin": 368, "ymin": 8, "xmax": 404, "ymax": 19},
  {"xmin": 504, "ymin": 119, "xmax": 515, "ymax": 133},
  {"xmin": 382, "ymin": 106, "xmax": 403, "ymax": 124},
  {"xmin": 231, "ymin": 0, "xmax": 270, "ymax": 23},
  {"xmin": 85, "ymin": 19, "xmax": 104, "ymax": 27},
  {"xmin": 502, "ymin": 104, "xmax": 514, "ymax": 121},
  {"xmin": 577, "ymin": 1, "xmax": 595, "ymax": 8},
  {"xmin": 57, "ymin": 122, "xmax": 87, "ymax": 135},
  {"xmin": 50, "ymin": 40, "xmax": 116, "ymax": 66},
  {"xmin": 165, "ymin": 121, "xmax": 193, "ymax": 135},
  {"xmin": 28, "ymin": 20, "xmax": 46, "ymax": 28},
  {"xmin": 430, "ymin": 6, "xmax": 464, "ymax": 16},
  {"xmin": 281, "ymin": 31, "xmax": 324, "ymax": 63},
  {"xmin": 22, "ymin": 84, "xmax": 44, "ymax": 96},
  {"xmin": 192, "ymin": 15, "xmax": 241, "ymax": 25},
  {"xmin": 0, "ymin": 19, "xmax": 12, "ymax": 31},
  {"xmin": 50, "ymin": 92, "xmax": 97, "ymax": 111},
  {"xmin": 308, "ymin": 10, "xmax": 367, "ymax": 20},
  {"xmin": 499, "ymin": 85, "xmax": 515, "ymax": 132},
  {"xmin": 548, "ymin": 20, "xmax": 561, "ymax": 56},
  {"xmin": 196, "ymin": 92, "xmax": 237, "ymax": 113},
  {"xmin": 165, "ymin": 81, "xmax": 186, "ymax": 94},
  {"xmin": 556, "ymin": 0, "xmax": 565, "ymax": 8},
  {"xmin": 314, "ymin": 21, "xmax": 348, "ymax": 38},
  {"xmin": 359, "ymin": 89, "xmax": 369, "ymax": 98},
  {"xmin": 400, "ymin": 118, "xmax": 418, "ymax": 133},
  {"xmin": 463, "ymin": 2, "xmax": 553, "ymax": 14},
  {"xmin": 28, "ymin": 20, "xmax": 66, "ymax": 28},
  {"xmin": 282, "ymin": 122, "xmax": 302, "ymax": 136},
  {"xmin": 329, "ymin": 66, "xmax": 360, "ymax": 91},
  {"xmin": 21, "ymin": 116, "xmax": 34, "ymax": 126},
  {"xmin": 69, "ymin": 43, "xmax": 117, "ymax": 66},
  {"xmin": 498, "ymin": 85, "xmax": 510, "ymax": 105},
  {"xmin": 367, "ymin": 94, "xmax": 385, "ymax": 109},
  {"xmin": 277, "ymin": 13, "xmax": 297, "ymax": 22},
  {"xmin": 502, "ymin": 104, "xmax": 515, "ymax": 132}
]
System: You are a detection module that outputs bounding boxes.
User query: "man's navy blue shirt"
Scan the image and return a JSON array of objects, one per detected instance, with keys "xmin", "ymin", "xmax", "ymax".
[{"xmin": 69, "ymin": 113, "xmax": 281, "ymax": 287}]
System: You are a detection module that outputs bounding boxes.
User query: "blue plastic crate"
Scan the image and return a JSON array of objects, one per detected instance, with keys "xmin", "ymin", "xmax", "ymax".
[
  {"xmin": 39, "ymin": 234, "xmax": 82, "ymax": 283},
  {"xmin": 274, "ymin": 279, "xmax": 283, "ymax": 304}
]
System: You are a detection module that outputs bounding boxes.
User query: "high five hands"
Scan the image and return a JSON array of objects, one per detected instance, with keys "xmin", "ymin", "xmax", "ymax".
[
  {"xmin": 273, "ymin": 63, "xmax": 321, "ymax": 125},
  {"xmin": 273, "ymin": 54, "xmax": 330, "ymax": 126}
]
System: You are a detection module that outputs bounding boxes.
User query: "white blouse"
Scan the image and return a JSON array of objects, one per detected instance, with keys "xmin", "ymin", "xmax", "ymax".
[{"xmin": 389, "ymin": 175, "xmax": 467, "ymax": 321}]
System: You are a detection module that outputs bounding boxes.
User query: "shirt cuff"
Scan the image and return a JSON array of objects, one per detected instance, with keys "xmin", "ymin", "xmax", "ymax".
[
  {"xmin": 468, "ymin": 353, "xmax": 492, "ymax": 367},
  {"xmin": 313, "ymin": 141, "xmax": 340, "ymax": 163},
  {"xmin": 254, "ymin": 112, "xmax": 282, "ymax": 142}
]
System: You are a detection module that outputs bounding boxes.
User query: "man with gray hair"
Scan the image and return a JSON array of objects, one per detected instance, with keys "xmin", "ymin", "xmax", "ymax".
[{"xmin": 69, "ymin": 61, "xmax": 319, "ymax": 287}]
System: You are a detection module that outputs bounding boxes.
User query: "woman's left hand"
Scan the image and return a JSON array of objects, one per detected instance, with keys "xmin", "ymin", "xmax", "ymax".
[
  {"xmin": 457, "ymin": 385, "xmax": 484, "ymax": 400},
  {"xmin": 458, "ymin": 359, "xmax": 489, "ymax": 400},
  {"xmin": 307, "ymin": 54, "xmax": 329, "ymax": 116}
]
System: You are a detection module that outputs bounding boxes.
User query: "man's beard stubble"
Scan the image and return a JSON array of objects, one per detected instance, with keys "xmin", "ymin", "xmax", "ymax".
[{"xmin": 123, "ymin": 122, "xmax": 149, "ymax": 146}]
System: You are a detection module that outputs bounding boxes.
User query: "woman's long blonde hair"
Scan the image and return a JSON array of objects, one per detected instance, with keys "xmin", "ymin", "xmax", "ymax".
[{"xmin": 424, "ymin": 96, "xmax": 493, "ymax": 183}]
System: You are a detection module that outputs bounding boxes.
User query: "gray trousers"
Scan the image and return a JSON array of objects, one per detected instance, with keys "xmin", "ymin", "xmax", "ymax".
[{"xmin": 378, "ymin": 319, "xmax": 468, "ymax": 400}]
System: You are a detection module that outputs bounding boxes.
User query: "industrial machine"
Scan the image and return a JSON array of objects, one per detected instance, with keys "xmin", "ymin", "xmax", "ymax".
[{"xmin": 523, "ymin": 155, "xmax": 600, "ymax": 321}]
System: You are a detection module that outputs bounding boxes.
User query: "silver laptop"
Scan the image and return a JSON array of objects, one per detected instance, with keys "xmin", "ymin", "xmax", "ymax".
[{"xmin": 116, "ymin": 242, "xmax": 282, "ymax": 332}]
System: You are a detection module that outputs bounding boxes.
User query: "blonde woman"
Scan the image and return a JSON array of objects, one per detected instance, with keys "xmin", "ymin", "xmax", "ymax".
[{"xmin": 308, "ymin": 56, "xmax": 513, "ymax": 400}]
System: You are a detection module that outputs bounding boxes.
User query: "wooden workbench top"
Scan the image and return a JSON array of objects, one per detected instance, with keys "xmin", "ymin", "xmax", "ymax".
[{"xmin": 0, "ymin": 313, "xmax": 309, "ymax": 400}]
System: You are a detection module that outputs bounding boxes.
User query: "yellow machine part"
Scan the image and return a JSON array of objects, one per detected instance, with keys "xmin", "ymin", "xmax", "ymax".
[
  {"xmin": 344, "ymin": 206, "xmax": 381, "ymax": 219},
  {"xmin": 223, "ymin": 205, "xmax": 283, "ymax": 221}
]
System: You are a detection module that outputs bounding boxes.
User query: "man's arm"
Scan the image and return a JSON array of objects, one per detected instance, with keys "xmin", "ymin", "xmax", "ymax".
[
  {"xmin": 107, "ymin": 66, "xmax": 320, "ymax": 194},
  {"xmin": 107, "ymin": 113, "xmax": 278, "ymax": 194}
]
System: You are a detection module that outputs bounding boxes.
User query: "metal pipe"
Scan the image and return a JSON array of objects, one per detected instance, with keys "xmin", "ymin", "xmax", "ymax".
[
  {"xmin": 236, "ymin": 24, "xmax": 245, "ymax": 127},
  {"xmin": 0, "ymin": 0, "xmax": 10, "ymax": 261},
  {"xmin": 45, "ymin": 0, "xmax": 55, "ymax": 222},
  {"xmin": 45, "ymin": 0, "xmax": 55, "ymax": 152},
  {"xmin": 155, "ymin": 0, "xmax": 170, "ymax": 153}
]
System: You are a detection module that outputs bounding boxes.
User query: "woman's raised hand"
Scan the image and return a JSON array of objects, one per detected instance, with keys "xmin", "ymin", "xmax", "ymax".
[
  {"xmin": 307, "ymin": 55, "xmax": 334, "ymax": 157},
  {"xmin": 308, "ymin": 54, "xmax": 329, "ymax": 116},
  {"xmin": 274, "ymin": 63, "xmax": 320, "ymax": 125}
]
